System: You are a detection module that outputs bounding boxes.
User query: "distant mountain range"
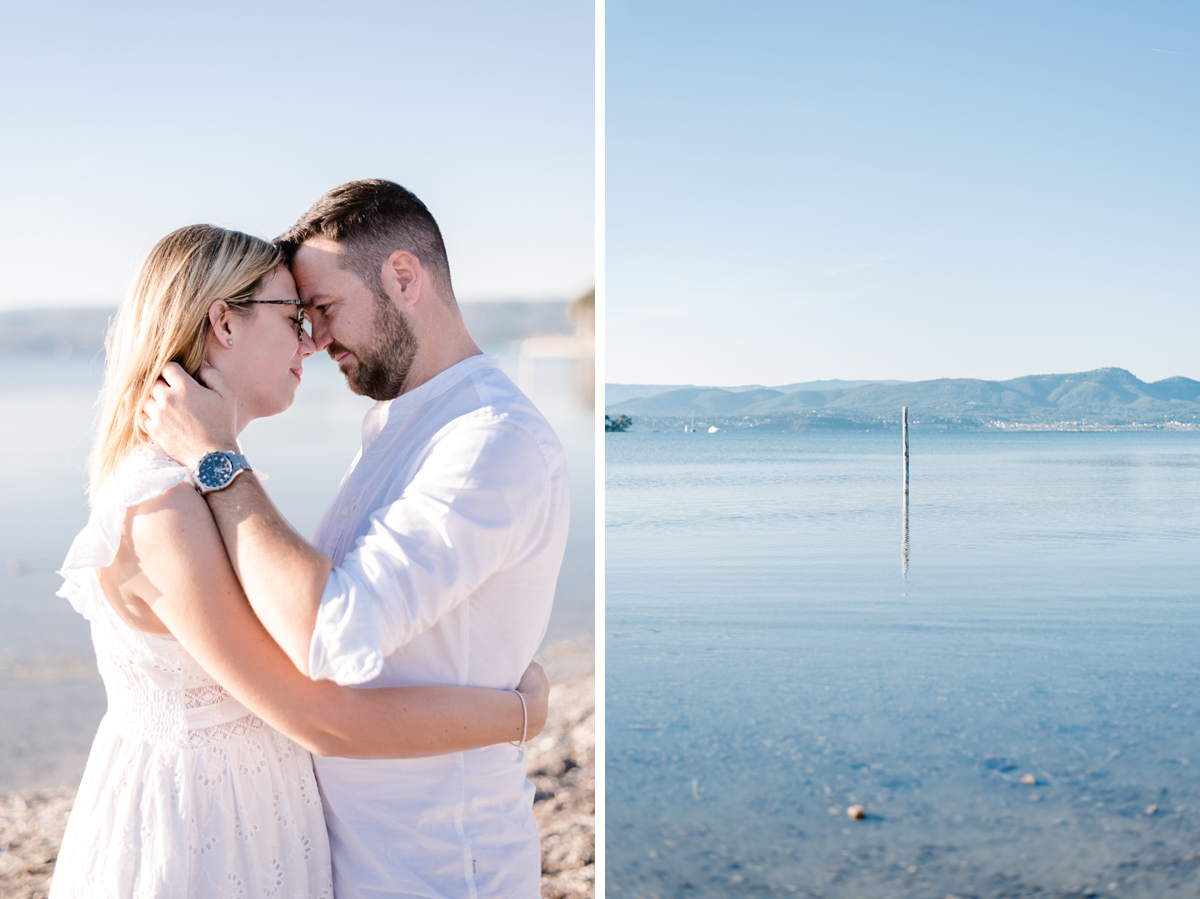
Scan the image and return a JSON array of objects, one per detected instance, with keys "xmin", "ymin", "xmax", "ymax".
[
  {"xmin": 0, "ymin": 307, "xmax": 114, "ymax": 357},
  {"xmin": 606, "ymin": 369, "xmax": 1200, "ymax": 430},
  {"xmin": 604, "ymin": 379, "xmax": 905, "ymax": 406}
]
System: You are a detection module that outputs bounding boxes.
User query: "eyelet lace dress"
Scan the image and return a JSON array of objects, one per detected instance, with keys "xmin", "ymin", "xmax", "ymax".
[{"xmin": 50, "ymin": 450, "xmax": 333, "ymax": 898}]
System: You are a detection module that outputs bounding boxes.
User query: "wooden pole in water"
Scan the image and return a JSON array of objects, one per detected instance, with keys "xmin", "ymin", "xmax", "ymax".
[{"xmin": 902, "ymin": 406, "xmax": 910, "ymax": 495}]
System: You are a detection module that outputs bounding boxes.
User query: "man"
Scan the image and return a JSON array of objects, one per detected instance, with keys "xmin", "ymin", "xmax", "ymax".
[{"xmin": 143, "ymin": 179, "xmax": 570, "ymax": 898}]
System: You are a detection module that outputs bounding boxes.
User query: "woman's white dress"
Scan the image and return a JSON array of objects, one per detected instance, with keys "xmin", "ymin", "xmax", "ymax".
[{"xmin": 50, "ymin": 449, "xmax": 333, "ymax": 898}]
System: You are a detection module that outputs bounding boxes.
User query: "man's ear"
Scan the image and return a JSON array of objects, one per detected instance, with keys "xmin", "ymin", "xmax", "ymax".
[
  {"xmin": 381, "ymin": 250, "xmax": 421, "ymax": 308},
  {"xmin": 208, "ymin": 299, "xmax": 234, "ymax": 347}
]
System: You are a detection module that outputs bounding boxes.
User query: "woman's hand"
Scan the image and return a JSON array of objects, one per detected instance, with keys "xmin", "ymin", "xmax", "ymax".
[{"xmin": 516, "ymin": 661, "xmax": 549, "ymax": 740}]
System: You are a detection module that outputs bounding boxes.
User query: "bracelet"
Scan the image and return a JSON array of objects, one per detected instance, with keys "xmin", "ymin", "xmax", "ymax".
[{"xmin": 510, "ymin": 690, "xmax": 527, "ymax": 748}]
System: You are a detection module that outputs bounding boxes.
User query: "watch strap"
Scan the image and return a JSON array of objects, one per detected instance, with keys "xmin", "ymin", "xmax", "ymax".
[{"xmin": 194, "ymin": 450, "xmax": 252, "ymax": 495}]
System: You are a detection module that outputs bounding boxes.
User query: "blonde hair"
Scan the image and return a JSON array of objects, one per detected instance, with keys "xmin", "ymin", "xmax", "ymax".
[{"xmin": 88, "ymin": 225, "xmax": 283, "ymax": 501}]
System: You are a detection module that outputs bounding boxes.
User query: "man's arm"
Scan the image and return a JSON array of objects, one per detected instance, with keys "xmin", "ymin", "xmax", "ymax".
[
  {"xmin": 201, "ymin": 474, "xmax": 331, "ymax": 674},
  {"xmin": 143, "ymin": 362, "xmax": 330, "ymax": 673},
  {"xmin": 125, "ymin": 482, "xmax": 548, "ymax": 757},
  {"xmin": 308, "ymin": 418, "xmax": 557, "ymax": 685}
]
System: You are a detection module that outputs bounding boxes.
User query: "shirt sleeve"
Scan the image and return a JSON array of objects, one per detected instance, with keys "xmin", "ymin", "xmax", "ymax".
[{"xmin": 308, "ymin": 418, "xmax": 554, "ymax": 685}]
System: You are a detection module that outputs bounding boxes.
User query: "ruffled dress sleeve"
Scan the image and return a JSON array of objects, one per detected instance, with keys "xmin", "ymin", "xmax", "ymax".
[{"xmin": 57, "ymin": 449, "xmax": 194, "ymax": 619}]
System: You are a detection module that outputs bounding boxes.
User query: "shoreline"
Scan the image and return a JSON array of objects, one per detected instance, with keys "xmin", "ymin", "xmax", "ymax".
[{"xmin": 0, "ymin": 639, "xmax": 595, "ymax": 899}]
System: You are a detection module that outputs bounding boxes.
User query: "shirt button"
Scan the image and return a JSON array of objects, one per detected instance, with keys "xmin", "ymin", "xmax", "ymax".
[{"xmin": 340, "ymin": 508, "xmax": 351, "ymax": 518}]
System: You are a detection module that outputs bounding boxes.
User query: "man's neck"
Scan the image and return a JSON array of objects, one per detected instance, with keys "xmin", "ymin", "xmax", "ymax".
[{"xmin": 400, "ymin": 333, "xmax": 484, "ymax": 396}]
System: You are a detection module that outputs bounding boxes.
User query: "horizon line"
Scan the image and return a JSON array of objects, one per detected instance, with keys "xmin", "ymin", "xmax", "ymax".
[{"xmin": 606, "ymin": 368, "xmax": 1198, "ymax": 389}]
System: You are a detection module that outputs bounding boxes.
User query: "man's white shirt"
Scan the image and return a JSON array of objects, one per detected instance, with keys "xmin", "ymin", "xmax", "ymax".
[{"xmin": 307, "ymin": 354, "xmax": 569, "ymax": 899}]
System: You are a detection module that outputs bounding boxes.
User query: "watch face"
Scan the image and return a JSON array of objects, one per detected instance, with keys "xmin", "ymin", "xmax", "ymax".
[{"xmin": 197, "ymin": 452, "xmax": 234, "ymax": 488}]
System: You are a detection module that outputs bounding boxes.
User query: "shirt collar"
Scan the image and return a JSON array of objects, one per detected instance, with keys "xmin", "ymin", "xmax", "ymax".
[{"xmin": 361, "ymin": 353, "xmax": 500, "ymax": 450}]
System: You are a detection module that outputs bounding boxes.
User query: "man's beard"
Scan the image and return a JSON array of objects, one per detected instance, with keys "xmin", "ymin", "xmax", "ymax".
[{"xmin": 331, "ymin": 286, "xmax": 418, "ymax": 401}]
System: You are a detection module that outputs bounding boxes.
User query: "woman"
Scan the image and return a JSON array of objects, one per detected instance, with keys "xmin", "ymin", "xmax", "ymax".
[{"xmin": 51, "ymin": 225, "xmax": 546, "ymax": 897}]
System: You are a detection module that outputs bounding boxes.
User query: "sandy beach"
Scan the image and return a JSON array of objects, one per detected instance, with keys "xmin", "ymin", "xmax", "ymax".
[{"xmin": 0, "ymin": 640, "xmax": 594, "ymax": 899}]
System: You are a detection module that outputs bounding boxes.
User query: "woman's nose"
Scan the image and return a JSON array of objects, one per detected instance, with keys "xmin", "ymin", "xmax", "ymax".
[{"xmin": 299, "ymin": 328, "xmax": 317, "ymax": 358}]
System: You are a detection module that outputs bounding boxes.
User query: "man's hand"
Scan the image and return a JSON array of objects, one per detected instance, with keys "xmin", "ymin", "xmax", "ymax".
[
  {"xmin": 516, "ymin": 661, "xmax": 549, "ymax": 740},
  {"xmin": 142, "ymin": 362, "xmax": 239, "ymax": 469}
]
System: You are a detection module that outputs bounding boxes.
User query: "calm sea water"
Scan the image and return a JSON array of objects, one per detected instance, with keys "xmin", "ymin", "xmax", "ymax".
[
  {"xmin": 0, "ymin": 349, "xmax": 594, "ymax": 791},
  {"xmin": 607, "ymin": 429, "xmax": 1200, "ymax": 898}
]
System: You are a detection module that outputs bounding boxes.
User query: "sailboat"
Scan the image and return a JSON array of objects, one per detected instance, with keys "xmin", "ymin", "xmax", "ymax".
[{"xmin": 684, "ymin": 414, "xmax": 696, "ymax": 433}]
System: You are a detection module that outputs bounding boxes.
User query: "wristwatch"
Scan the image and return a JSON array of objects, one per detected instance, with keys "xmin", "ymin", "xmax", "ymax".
[{"xmin": 193, "ymin": 450, "xmax": 252, "ymax": 495}]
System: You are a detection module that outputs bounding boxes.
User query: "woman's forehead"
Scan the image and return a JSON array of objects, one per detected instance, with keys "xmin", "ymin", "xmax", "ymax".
[{"xmin": 256, "ymin": 266, "xmax": 300, "ymax": 300}]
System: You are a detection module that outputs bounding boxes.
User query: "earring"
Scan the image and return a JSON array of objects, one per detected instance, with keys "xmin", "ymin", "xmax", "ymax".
[{"xmin": 227, "ymin": 338, "xmax": 233, "ymax": 347}]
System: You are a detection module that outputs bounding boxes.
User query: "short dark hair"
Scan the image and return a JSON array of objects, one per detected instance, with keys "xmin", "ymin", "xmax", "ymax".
[{"xmin": 277, "ymin": 179, "xmax": 455, "ymax": 302}]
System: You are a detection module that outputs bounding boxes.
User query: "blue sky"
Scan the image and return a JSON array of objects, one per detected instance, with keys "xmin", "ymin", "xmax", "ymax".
[
  {"xmin": 607, "ymin": 0, "xmax": 1198, "ymax": 385},
  {"xmin": 0, "ymin": 1, "xmax": 594, "ymax": 309}
]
